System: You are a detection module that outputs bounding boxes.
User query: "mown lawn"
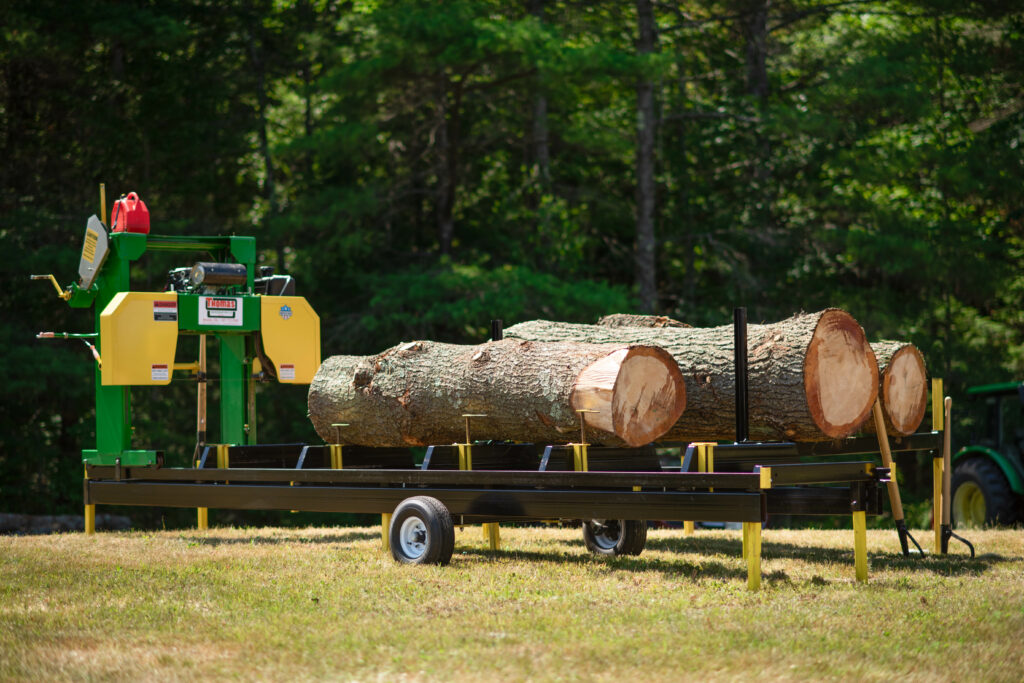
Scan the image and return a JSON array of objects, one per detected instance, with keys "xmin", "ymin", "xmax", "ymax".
[{"xmin": 1, "ymin": 524, "xmax": 1021, "ymax": 681}]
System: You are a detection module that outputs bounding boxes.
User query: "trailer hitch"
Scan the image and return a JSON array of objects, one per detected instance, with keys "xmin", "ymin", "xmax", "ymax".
[{"xmin": 941, "ymin": 524, "xmax": 975, "ymax": 558}]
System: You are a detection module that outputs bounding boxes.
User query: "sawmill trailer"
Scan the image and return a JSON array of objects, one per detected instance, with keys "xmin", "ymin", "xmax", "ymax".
[{"xmin": 33, "ymin": 190, "xmax": 967, "ymax": 590}]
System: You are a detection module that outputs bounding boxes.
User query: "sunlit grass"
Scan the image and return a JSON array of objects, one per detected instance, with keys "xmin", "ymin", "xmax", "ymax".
[{"xmin": 2, "ymin": 525, "xmax": 1021, "ymax": 681}]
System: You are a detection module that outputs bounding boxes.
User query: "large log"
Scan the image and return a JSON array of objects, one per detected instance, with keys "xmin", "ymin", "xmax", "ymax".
[
  {"xmin": 308, "ymin": 339, "xmax": 686, "ymax": 448},
  {"xmin": 506, "ymin": 309, "xmax": 879, "ymax": 442},
  {"xmin": 595, "ymin": 315, "xmax": 927, "ymax": 438},
  {"xmin": 598, "ymin": 313, "xmax": 689, "ymax": 328},
  {"xmin": 867, "ymin": 341, "xmax": 928, "ymax": 436}
]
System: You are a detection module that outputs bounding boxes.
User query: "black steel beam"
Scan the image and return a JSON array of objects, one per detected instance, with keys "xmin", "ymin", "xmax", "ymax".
[
  {"xmin": 763, "ymin": 462, "xmax": 887, "ymax": 485},
  {"xmin": 86, "ymin": 466, "xmax": 765, "ymax": 491},
  {"xmin": 794, "ymin": 432, "xmax": 941, "ymax": 457},
  {"xmin": 86, "ymin": 481, "xmax": 766, "ymax": 522},
  {"xmin": 766, "ymin": 484, "xmax": 883, "ymax": 516}
]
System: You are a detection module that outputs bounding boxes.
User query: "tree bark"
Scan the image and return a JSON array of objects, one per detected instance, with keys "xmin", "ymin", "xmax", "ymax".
[
  {"xmin": 635, "ymin": 0, "xmax": 659, "ymax": 313},
  {"xmin": 308, "ymin": 339, "xmax": 686, "ymax": 448},
  {"xmin": 867, "ymin": 341, "xmax": 928, "ymax": 437},
  {"xmin": 506, "ymin": 309, "xmax": 879, "ymax": 442},
  {"xmin": 598, "ymin": 313, "xmax": 689, "ymax": 328}
]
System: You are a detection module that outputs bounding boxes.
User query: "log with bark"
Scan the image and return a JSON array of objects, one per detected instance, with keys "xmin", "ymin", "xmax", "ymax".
[
  {"xmin": 866, "ymin": 341, "xmax": 928, "ymax": 437},
  {"xmin": 308, "ymin": 339, "xmax": 686, "ymax": 448},
  {"xmin": 597, "ymin": 313, "xmax": 689, "ymax": 328},
  {"xmin": 505, "ymin": 309, "xmax": 879, "ymax": 442}
]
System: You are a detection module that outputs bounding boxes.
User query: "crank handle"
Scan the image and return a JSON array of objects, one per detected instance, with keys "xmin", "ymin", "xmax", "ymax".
[{"xmin": 31, "ymin": 274, "xmax": 71, "ymax": 301}]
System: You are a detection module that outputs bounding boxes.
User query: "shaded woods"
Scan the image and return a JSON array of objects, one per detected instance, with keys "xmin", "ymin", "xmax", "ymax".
[{"xmin": 2, "ymin": 0, "xmax": 1022, "ymax": 516}]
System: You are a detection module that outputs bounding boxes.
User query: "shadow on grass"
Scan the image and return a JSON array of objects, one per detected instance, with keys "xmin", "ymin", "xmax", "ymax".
[
  {"xmin": 455, "ymin": 544, "xmax": 761, "ymax": 582},
  {"xmin": 645, "ymin": 534, "xmax": 1015, "ymax": 577},
  {"xmin": 178, "ymin": 530, "xmax": 379, "ymax": 546}
]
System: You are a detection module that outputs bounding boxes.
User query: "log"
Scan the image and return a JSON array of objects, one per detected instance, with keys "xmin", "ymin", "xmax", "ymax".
[
  {"xmin": 867, "ymin": 341, "xmax": 928, "ymax": 436},
  {"xmin": 597, "ymin": 313, "xmax": 926, "ymax": 437},
  {"xmin": 598, "ymin": 315, "xmax": 688, "ymax": 327},
  {"xmin": 598, "ymin": 313, "xmax": 684, "ymax": 327},
  {"xmin": 308, "ymin": 339, "xmax": 686, "ymax": 448},
  {"xmin": 506, "ymin": 309, "xmax": 879, "ymax": 442}
]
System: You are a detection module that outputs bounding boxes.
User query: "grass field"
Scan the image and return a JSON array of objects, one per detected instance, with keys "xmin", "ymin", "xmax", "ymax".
[{"xmin": 2, "ymin": 524, "xmax": 1022, "ymax": 681}]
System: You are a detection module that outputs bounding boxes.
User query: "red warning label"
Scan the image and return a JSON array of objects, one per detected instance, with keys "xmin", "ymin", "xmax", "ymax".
[{"xmin": 153, "ymin": 300, "xmax": 178, "ymax": 322}]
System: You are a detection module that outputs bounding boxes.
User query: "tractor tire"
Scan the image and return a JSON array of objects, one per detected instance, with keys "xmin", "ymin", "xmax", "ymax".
[
  {"xmin": 389, "ymin": 496, "xmax": 456, "ymax": 565},
  {"xmin": 582, "ymin": 519, "xmax": 647, "ymax": 557},
  {"xmin": 951, "ymin": 458, "xmax": 1018, "ymax": 528}
]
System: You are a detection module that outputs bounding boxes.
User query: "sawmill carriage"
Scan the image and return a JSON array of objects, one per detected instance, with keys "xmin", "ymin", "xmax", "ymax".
[{"xmin": 32, "ymin": 190, "xmax": 971, "ymax": 590}]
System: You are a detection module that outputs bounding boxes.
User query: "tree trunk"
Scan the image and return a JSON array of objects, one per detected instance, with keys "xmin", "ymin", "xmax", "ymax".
[
  {"xmin": 598, "ymin": 313, "xmax": 685, "ymax": 328},
  {"xmin": 867, "ymin": 341, "xmax": 928, "ymax": 437},
  {"xmin": 595, "ymin": 315, "xmax": 926, "ymax": 438},
  {"xmin": 308, "ymin": 339, "xmax": 686, "ymax": 448},
  {"xmin": 634, "ymin": 0, "xmax": 659, "ymax": 313},
  {"xmin": 506, "ymin": 309, "xmax": 879, "ymax": 442}
]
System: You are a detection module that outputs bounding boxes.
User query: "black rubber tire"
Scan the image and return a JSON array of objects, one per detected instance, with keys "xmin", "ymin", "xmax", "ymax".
[
  {"xmin": 951, "ymin": 458, "xmax": 1018, "ymax": 528},
  {"xmin": 389, "ymin": 496, "xmax": 455, "ymax": 565},
  {"xmin": 582, "ymin": 519, "xmax": 647, "ymax": 557}
]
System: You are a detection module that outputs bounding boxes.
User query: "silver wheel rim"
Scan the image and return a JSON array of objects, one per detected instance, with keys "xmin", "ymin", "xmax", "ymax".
[
  {"xmin": 590, "ymin": 520, "xmax": 621, "ymax": 550},
  {"xmin": 399, "ymin": 517, "xmax": 428, "ymax": 559}
]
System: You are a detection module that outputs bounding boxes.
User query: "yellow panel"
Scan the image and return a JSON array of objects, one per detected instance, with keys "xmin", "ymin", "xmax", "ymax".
[
  {"xmin": 100, "ymin": 292, "xmax": 179, "ymax": 386},
  {"xmin": 260, "ymin": 296, "xmax": 321, "ymax": 384}
]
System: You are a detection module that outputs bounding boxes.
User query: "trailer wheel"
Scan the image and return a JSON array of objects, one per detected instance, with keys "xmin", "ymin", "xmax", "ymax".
[
  {"xmin": 582, "ymin": 519, "xmax": 647, "ymax": 557},
  {"xmin": 389, "ymin": 496, "xmax": 455, "ymax": 565}
]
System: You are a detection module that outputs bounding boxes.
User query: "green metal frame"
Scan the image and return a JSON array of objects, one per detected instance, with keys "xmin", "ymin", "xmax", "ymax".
[
  {"xmin": 953, "ymin": 445, "xmax": 1024, "ymax": 495},
  {"xmin": 66, "ymin": 231, "xmax": 259, "ymax": 466}
]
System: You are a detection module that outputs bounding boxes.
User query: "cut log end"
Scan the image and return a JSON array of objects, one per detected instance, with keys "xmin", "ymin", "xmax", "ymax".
[
  {"xmin": 803, "ymin": 309, "xmax": 879, "ymax": 438},
  {"xmin": 571, "ymin": 346, "xmax": 686, "ymax": 447},
  {"xmin": 882, "ymin": 345, "xmax": 928, "ymax": 435}
]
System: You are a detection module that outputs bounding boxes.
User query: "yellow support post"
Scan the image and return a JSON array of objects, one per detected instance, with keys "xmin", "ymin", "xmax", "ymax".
[
  {"xmin": 742, "ymin": 521, "xmax": 761, "ymax": 590},
  {"xmin": 571, "ymin": 443, "xmax": 589, "ymax": 473},
  {"xmin": 684, "ymin": 442, "xmax": 716, "ymax": 534},
  {"xmin": 83, "ymin": 465, "xmax": 95, "ymax": 536},
  {"xmin": 457, "ymin": 443, "xmax": 473, "ymax": 471},
  {"xmin": 197, "ymin": 507, "xmax": 208, "ymax": 531},
  {"xmin": 853, "ymin": 510, "xmax": 868, "ymax": 583},
  {"xmin": 330, "ymin": 444, "xmax": 343, "ymax": 470},
  {"xmin": 483, "ymin": 522, "xmax": 501, "ymax": 550},
  {"xmin": 381, "ymin": 513, "xmax": 392, "ymax": 552},
  {"xmin": 932, "ymin": 378, "xmax": 944, "ymax": 432}
]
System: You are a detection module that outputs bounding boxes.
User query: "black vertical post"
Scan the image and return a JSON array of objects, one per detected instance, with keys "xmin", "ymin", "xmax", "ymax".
[
  {"xmin": 490, "ymin": 319, "xmax": 503, "ymax": 341},
  {"xmin": 734, "ymin": 307, "xmax": 749, "ymax": 443}
]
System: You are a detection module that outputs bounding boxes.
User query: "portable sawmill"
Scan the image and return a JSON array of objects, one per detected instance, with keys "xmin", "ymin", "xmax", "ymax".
[{"xmin": 32, "ymin": 188, "xmax": 970, "ymax": 590}]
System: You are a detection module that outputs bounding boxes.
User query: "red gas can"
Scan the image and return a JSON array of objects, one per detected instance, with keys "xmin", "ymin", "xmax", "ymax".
[{"xmin": 110, "ymin": 192, "xmax": 150, "ymax": 234}]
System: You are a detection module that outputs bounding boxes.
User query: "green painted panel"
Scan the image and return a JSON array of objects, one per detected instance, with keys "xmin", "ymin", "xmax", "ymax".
[
  {"xmin": 177, "ymin": 294, "xmax": 260, "ymax": 332},
  {"xmin": 219, "ymin": 334, "xmax": 248, "ymax": 445},
  {"xmin": 83, "ymin": 450, "xmax": 158, "ymax": 466}
]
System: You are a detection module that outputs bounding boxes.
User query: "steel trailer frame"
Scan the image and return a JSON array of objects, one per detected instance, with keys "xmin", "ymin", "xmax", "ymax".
[{"xmin": 80, "ymin": 435, "xmax": 929, "ymax": 589}]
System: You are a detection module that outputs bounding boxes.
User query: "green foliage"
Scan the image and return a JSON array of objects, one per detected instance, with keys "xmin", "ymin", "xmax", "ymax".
[{"xmin": 359, "ymin": 261, "xmax": 632, "ymax": 347}]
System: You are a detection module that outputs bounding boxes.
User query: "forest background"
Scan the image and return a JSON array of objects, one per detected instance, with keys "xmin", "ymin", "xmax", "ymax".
[{"xmin": 2, "ymin": 0, "xmax": 1022, "ymax": 522}]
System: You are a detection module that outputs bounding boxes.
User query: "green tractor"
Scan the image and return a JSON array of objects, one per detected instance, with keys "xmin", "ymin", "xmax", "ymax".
[{"xmin": 953, "ymin": 382, "xmax": 1024, "ymax": 527}]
